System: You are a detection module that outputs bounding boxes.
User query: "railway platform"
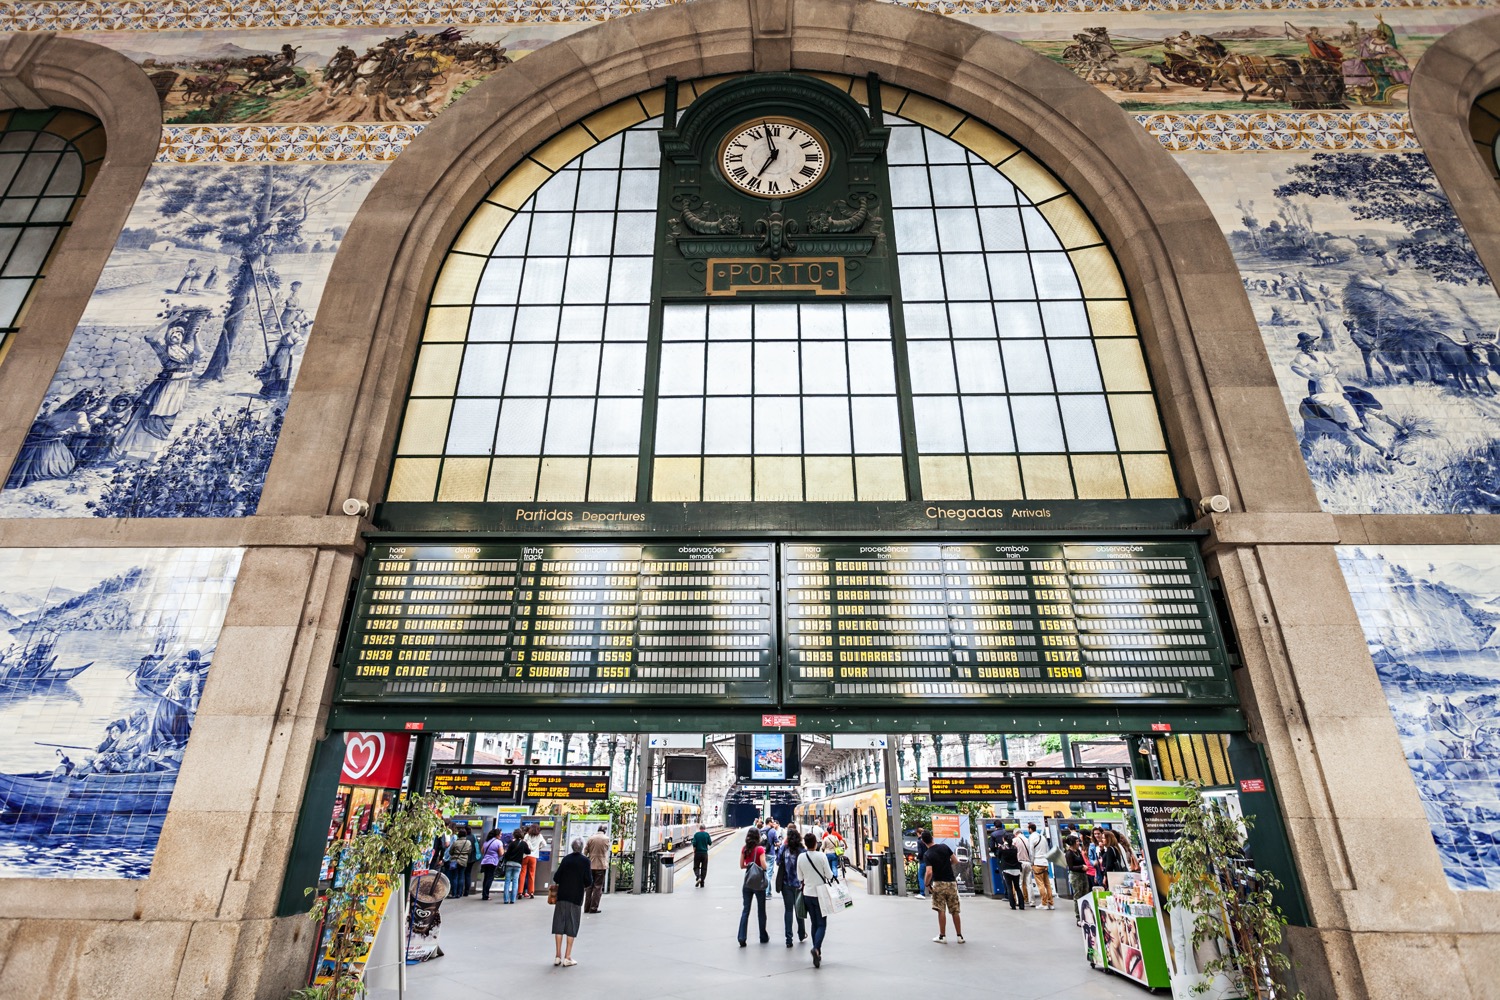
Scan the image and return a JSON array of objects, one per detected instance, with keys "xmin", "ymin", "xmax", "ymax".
[{"xmin": 373, "ymin": 835, "xmax": 1140, "ymax": 1000}]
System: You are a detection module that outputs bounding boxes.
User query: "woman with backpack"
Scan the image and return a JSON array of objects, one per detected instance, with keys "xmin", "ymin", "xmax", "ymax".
[
  {"xmin": 500, "ymin": 831, "xmax": 530, "ymax": 904},
  {"xmin": 777, "ymin": 829, "xmax": 807, "ymax": 946},
  {"xmin": 737, "ymin": 827, "xmax": 769, "ymax": 946}
]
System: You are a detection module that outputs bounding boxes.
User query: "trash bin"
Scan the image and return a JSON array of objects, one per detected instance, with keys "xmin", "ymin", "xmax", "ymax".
[
  {"xmin": 980, "ymin": 857, "xmax": 998, "ymax": 897},
  {"xmin": 659, "ymin": 852, "xmax": 676, "ymax": 893},
  {"xmin": 865, "ymin": 855, "xmax": 884, "ymax": 895}
]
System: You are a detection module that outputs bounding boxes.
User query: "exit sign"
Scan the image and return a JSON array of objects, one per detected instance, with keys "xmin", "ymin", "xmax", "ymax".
[{"xmin": 762, "ymin": 714, "xmax": 797, "ymax": 728}]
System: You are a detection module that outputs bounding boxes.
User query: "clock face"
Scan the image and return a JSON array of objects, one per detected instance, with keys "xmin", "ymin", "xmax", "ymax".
[{"xmin": 718, "ymin": 118, "xmax": 828, "ymax": 199}]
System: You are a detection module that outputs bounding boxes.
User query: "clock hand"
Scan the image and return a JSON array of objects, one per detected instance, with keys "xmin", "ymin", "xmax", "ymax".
[
  {"xmin": 763, "ymin": 120, "xmax": 776, "ymax": 154},
  {"xmin": 755, "ymin": 145, "xmax": 779, "ymax": 177}
]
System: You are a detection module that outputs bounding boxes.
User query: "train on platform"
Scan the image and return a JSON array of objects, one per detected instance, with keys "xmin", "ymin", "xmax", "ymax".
[{"xmin": 793, "ymin": 786, "xmax": 894, "ymax": 871}]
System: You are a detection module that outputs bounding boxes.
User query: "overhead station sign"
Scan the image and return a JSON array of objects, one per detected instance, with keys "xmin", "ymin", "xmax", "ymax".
[
  {"xmin": 522, "ymin": 773, "xmax": 611, "ymax": 801},
  {"xmin": 431, "ymin": 772, "xmax": 518, "ymax": 799},
  {"xmin": 337, "ymin": 542, "xmax": 777, "ymax": 705},
  {"xmin": 928, "ymin": 773, "xmax": 1018, "ymax": 802},
  {"xmin": 781, "ymin": 541, "xmax": 1234, "ymax": 706},
  {"xmin": 1023, "ymin": 773, "xmax": 1117, "ymax": 800}
]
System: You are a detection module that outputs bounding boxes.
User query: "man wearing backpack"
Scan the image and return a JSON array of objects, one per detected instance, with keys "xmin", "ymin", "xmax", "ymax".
[{"xmin": 762, "ymin": 819, "xmax": 781, "ymax": 898}]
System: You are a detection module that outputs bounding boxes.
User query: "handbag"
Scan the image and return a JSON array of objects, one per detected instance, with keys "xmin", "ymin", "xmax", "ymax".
[
  {"xmin": 795, "ymin": 890, "xmax": 807, "ymax": 920},
  {"xmin": 1045, "ymin": 843, "xmax": 1066, "ymax": 867},
  {"xmin": 744, "ymin": 858, "xmax": 767, "ymax": 893},
  {"xmin": 547, "ymin": 883, "xmax": 558, "ymax": 905}
]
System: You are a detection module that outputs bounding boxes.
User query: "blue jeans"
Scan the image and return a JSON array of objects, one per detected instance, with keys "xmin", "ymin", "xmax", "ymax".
[
  {"xmin": 502, "ymin": 861, "xmax": 522, "ymax": 902},
  {"xmin": 765, "ymin": 853, "xmax": 776, "ymax": 898},
  {"xmin": 781, "ymin": 885, "xmax": 806, "ymax": 942},
  {"xmin": 805, "ymin": 893, "xmax": 827, "ymax": 951},
  {"xmin": 738, "ymin": 887, "xmax": 768, "ymax": 943}
]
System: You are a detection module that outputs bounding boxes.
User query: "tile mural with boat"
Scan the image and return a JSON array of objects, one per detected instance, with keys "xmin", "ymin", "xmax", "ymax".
[
  {"xmin": 0, "ymin": 547, "xmax": 243, "ymax": 878},
  {"xmin": 1338, "ymin": 546, "xmax": 1500, "ymax": 891},
  {"xmin": 0, "ymin": 161, "xmax": 382, "ymax": 518},
  {"xmin": 1180, "ymin": 152, "xmax": 1500, "ymax": 514}
]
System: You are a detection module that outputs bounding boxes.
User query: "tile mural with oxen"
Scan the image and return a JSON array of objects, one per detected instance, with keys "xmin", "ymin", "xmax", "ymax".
[
  {"xmin": 1338, "ymin": 546, "xmax": 1500, "ymax": 891},
  {"xmin": 1181, "ymin": 152, "xmax": 1500, "ymax": 514},
  {"xmin": 0, "ymin": 547, "xmax": 243, "ymax": 879},
  {"xmin": 77, "ymin": 23, "xmax": 580, "ymax": 125},
  {"xmin": 978, "ymin": 8, "xmax": 1492, "ymax": 114},
  {"xmin": 0, "ymin": 161, "xmax": 382, "ymax": 518}
]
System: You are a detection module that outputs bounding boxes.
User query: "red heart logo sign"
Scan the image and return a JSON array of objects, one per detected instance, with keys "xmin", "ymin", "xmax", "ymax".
[{"xmin": 343, "ymin": 733, "xmax": 386, "ymax": 782}]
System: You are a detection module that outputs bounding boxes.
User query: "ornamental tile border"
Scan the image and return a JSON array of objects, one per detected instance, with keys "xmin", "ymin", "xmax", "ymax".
[
  {"xmin": 1135, "ymin": 110, "xmax": 1420, "ymax": 151},
  {"xmin": 5, "ymin": 0, "xmax": 1491, "ymax": 33},
  {"xmin": 157, "ymin": 112, "xmax": 1417, "ymax": 163},
  {"xmin": 157, "ymin": 122, "xmax": 426, "ymax": 161}
]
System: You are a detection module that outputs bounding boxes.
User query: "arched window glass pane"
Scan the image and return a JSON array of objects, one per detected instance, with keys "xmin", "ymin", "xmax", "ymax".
[
  {"xmin": 392, "ymin": 81, "xmax": 1176, "ymax": 505},
  {"xmin": 1472, "ymin": 87, "xmax": 1500, "ymax": 181},
  {"xmin": 0, "ymin": 109, "xmax": 104, "ymax": 367}
]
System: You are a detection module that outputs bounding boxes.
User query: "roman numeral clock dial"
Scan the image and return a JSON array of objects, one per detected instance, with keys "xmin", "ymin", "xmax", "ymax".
[{"xmin": 718, "ymin": 119, "xmax": 829, "ymax": 199}]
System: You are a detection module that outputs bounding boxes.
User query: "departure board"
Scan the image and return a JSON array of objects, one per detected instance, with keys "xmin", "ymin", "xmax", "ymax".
[
  {"xmin": 1023, "ymin": 774, "xmax": 1116, "ymax": 800},
  {"xmin": 431, "ymin": 773, "xmax": 518, "ymax": 799},
  {"xmin": 928, "ymin": 774, "xmax": 1017, "ymax": 802},
  {"xmin": 523, "ymin": 773, "xmax": 611, "ymax": 801},
  {"xmin": 337, "ymin": 542, "xmax": 777, "ymax": 705},
  {"xmin": 781, "ymin": 541, "xmax": 1233, "ymax": 706}
]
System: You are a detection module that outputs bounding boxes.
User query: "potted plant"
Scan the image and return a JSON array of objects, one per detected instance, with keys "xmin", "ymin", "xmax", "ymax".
[
  {"xmin": 290, "ymin": 791, "xmax": 457, "ymax": 1000},
  {"xmin": 1163, "ymin": 782, "xmax": 1304, "ymax": 1000}
]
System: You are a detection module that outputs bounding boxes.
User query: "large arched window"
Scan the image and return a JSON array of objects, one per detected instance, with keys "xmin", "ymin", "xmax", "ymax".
[
  {"xmin": 388, "ymin": 78, "xmax": 1175, "ymax": 505},
  {"xmin": 1473, "ymin": 87, "xmax": 1500, "ymax": 182},
  {"xmin": 0, "ymin": 108, "xmax": 104, "ymax": 366}
]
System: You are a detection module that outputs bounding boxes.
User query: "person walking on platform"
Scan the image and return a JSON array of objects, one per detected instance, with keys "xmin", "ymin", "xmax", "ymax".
[
  {"xmin": 737, "ymin": 828, "xmax": 770, "ymax": 947},
  {"xmin": 777, "ymin": 828, "xmax": 807, "ymax": 946},
  {"xmin": 763, "ymin": 819, "xmax": 781, "ymax": 899},
  {"xmin": 822, "ymin": 822, "xmax": 845, "ymax": 876},
  {"xmin": 447, "ymin": 827, "xmax": 474, "ymax": 899},
  {"xmin": 480, "ymin": 828, "xmax": 503, "ymax": 900},
  {"xmin": 997, "ymin": 831, "xmax": 1026, "ymax": 911},
  {"xmin": 1026, "ymin": 822, "xmax": 1055, "ymax": 910},
  {"xmin": 1013, "ymin": 826, "xmax": 1033, "ymax": 904},
  {"xmin": 923, "ymin": 831, "xmax": 964, "ymax": 943},
  {"xmin": 521, "ymin": 824, "xmax": 543, "ymax": 899},
  {"xmin": 692, "ymin": 824, "xmax": 712, "ymax": 887},
  {"xmin": 914, "ymin": 826, "xmax": 928, "ymax": 898},
  {"xmin": 501, "ymin": 832, "xmax": 530, "ymax": 904},
  {"xmin": 1065, "ymin": 835, "xmax": 1089, "ymax": 920},
  {"xmin": 552, "ymin": 838, "xmax": 593, "ymax": 967},
  {"xmin": 797, "ymin": 832, "xmax": 835, "ymax": 967},
  {"xmin": 584, "ymin": 825, "xmax": 610, "ymax": 913}
]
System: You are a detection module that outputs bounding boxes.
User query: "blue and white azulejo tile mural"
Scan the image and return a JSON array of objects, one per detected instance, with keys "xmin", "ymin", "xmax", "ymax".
[
  {"xmin": 1338, "ymin": 546, "xmax": 1500, "ymax": 891},
  {"xmin": 0, "ymin": 161, "xmax": 382, "ymax": 518},
  {"xmin": 0, "ymin": 547, "xmax": 243, "ymax": 878},
  {"xmin": 1183, "ymin": 152, "xmax": 1500, "ymax": 515}
]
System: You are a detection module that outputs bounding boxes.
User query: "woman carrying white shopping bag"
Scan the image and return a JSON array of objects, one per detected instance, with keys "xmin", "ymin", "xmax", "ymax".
[{"xmin": 796, "ymin": 833, "xmax": 852, "ymax": 968}]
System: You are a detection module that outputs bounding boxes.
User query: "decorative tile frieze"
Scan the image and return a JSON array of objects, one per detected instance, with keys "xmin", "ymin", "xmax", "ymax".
[
  {"xmin": 4, "ymin": 0, "xmax": 1488, "ymax": 33},
  {"xmin": 1138, "ymin": 111, "xmax": 1419, "ymax": 152},
  {"xmin": 156, "ymin": 123, "xmax": 425, "ymax": 162}
]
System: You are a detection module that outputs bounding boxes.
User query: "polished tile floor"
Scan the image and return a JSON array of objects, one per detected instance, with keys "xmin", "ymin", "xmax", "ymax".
[{"xmin": 370, "ymin": 837, "xmax": 1141, "ymax": 1000}]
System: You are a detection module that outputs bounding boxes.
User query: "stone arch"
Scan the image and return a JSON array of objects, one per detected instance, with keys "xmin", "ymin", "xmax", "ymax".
[
  {"xmin": 1410, "ymin": 12, "xmax": 1500, "ymax": 285},
  {"xmin": 266, "ymin": 0, "xmax": 1313, "ymax": 518},
  {"xmin": 0, "ymin": 34, "xmax": 162, "ymax": 486}
]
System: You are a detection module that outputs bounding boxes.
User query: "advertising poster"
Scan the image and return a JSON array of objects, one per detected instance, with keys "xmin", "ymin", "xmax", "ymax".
[
  {"xmin": 1132, "ymin": 781, "xmax": 1243, "ymax": 1000},
  {"xmin": 751, "ymin": 734, "xmax": 786, "ymax": 781},
  {"xmin": 566, "ymin": 813, "xmax": 611, "ymax": 859},
  {"xmin": 313, "ymin": 875, "xmax": 395, "ymax": 985}
]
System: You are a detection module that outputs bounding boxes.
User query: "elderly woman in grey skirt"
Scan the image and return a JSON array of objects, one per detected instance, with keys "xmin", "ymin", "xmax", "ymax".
[{"xmin": 552, "ymin": 837, "xmax": 595, "ymax": 967}]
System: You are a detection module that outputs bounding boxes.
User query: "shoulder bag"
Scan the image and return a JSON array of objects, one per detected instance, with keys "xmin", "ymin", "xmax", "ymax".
[
  {"xmin": 809, "ymin": 853, "xmax": 853, "ymax": 914},
  {"xmin": 743, "ymin": 853, "xmax": 768, "ymax": 893}
]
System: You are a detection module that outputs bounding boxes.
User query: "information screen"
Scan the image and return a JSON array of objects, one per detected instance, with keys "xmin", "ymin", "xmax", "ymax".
[
  {"xmin": 928, "ymin": 774, "xmax": 1017, "ymax": 802},
  {"xmin": 431, "ymin": 773, "xmax": 518, "ymax": 798},
  {"xmin": 781, "ymin": 541, "xmax": 1233, "ymax": 706},
  {"xmin": 1022, "ymin": 774, "xmax": 1117, "ymax": 800},
  {"xmin": 337, "ymin": 542, "xmax": 777, "ymax": 705},
  {"xmin": 522, "ymin": 773, "xmax": 611, "ymax": 801}
]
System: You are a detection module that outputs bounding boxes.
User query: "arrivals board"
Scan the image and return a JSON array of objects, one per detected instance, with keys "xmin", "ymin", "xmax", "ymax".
[
  {"xmin": 337, "ymin": 542, "xmax": 777, "ymax": 705},
  {"xmin": 781, "ymin": 541, "xmax": 1234, "ymax": 706},
  {"xmin": 431, "ymin": 773, "xmax": 518, "ymax": 799},
  {"xmin": 928, "ymin": 774, "xmax": 1017, "ymax": 802},
  {"xmin": 523, "ymin": 773, "xmax": 611, "ymax": 801}
]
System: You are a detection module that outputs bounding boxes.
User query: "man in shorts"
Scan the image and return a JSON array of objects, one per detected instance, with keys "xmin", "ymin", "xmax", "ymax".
[{"xmin": 922, "ymin": 831, "xmax": 964, "ymax": 943}]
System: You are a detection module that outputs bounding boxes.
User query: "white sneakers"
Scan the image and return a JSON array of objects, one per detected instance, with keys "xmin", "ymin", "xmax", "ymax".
[
  {"xmin": 933, "ymin": 935, "xmax": 945, "ymax": 942},
  {"xmin": 957, "ymin": 935, "xmax": 966, "ymax": 943},
  {"xmin": 561, "ymin": 958, "xmax": 577, "ymax": 967}
]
